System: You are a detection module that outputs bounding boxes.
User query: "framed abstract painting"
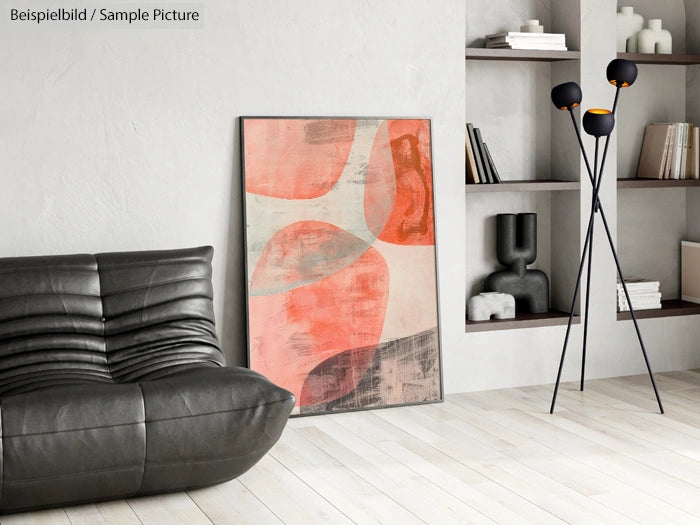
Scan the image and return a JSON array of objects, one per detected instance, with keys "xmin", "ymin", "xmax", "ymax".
[{"xmin": 241, "ymin": 117, "xmax": 442, "ymax": 416}]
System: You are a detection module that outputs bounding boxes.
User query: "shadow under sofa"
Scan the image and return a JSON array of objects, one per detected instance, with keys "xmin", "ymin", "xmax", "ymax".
[{"xmin": 0, "ymin": 245, "xmax": 295, "ymax": 513}]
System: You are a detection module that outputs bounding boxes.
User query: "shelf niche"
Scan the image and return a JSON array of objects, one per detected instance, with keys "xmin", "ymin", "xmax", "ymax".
[
  {"xmin": 465, "ymin": 0, "xmax": 582, "ymax": 331},
  {"xmin": 616, "ymin": 0, "xmax": 700, "ymax": 311}
]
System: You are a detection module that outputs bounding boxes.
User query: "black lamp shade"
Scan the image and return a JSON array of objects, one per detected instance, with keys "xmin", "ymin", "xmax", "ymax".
[
  {"xmin": 551, "ymin": 82, "xmax": 583, "ymax": 110},
  {"xmin": 607, "ymin": 59, "xmax": 638, "ymax": 87},
  {"xmin": 583, "ymin": 109, "xmax": 615, "ymax": 137}
]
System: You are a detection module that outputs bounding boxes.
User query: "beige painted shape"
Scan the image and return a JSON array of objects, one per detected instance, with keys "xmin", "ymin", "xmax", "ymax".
[{"xmin": 373, "ymin": 240, "xmax": 439, "ymax": 343}]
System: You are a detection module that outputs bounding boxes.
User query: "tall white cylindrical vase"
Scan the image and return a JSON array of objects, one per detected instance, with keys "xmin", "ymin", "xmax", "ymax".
[
  {"xmin": 617, "ymin": 6, "xmax": 643, "ymax": 53},
  {"xmin": 638, "ymin": 19, "xmax": 672, "ymax": 54}
]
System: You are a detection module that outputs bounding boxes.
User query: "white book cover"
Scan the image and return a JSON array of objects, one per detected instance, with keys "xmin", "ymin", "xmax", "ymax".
[
  {"xmin": 618, "ymin": 302, "xmax": 662, "ymax": 312},
  {"xmin": 617, "ymin": 291, "xmax": 662, "ymax": 302},
  {"xmin": 616, "ymin": 278, "xmax": 660, "ymax": 293},
  {"xmin": 663, "ymin": 124, "xmax": 677, "ymax": 179},
  {"xmin": 680, "ymin": 123, "xmax": 688, "ymax": 179},
  {"xmin": 487, "ymin": 34, "xmax": 566, "ymax": 41},
  {"xmin": 618, "ymin": 300, "xmax": 662, "ymax": 308},
  {"xmin": 670, "ymin": 123, "xmax": 681, "ymax": 179},
  {"xmin": 666, "ymin": 122, "xmax": 685, "ymax": 179},
  {"xmin": 485, "ymin": 42, "xmax": 567, "ymax": 50},
  {"xmin": 485, "ymin": 31, "xmax": 566, "ymax": 40}
]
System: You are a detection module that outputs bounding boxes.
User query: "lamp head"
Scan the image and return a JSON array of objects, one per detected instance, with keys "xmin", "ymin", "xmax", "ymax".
[
  {"xmin": 606, "ymin": 59, "xmax": 638, "ymax": 87},
  {"xmin": 583, "ymin": 109, "xmax": 615, "ymax": 137},
  {"xmin": 551, "ymin": 82, "xmax": 583, "ymax": 111}
]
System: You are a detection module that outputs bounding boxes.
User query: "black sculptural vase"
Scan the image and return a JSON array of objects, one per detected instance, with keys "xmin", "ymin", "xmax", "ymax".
[{"xmin": 484, "ymin": 213, "xmax": 549, "ymax": 313}]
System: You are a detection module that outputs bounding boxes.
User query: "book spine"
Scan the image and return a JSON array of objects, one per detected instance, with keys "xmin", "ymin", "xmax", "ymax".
[
  {"xmin": 467, "ymin": 123, "xmax": 487, "ymax": 183},
  {"xmin": 483, "ymin": 143, "xmax": 501, "ymax": 183},
  {"xmin": 673, "ymin": 123, "xmax": 683, "ymax": 179},
  {"xmin": 686, "ymin": 123, "xmax": 693, "ymax": 179},
  {"xmin": 474, "ymin": 128, "xmax": 494, "ymax": 183},
  {"xmin": 465, "ymin": 124, "xmax": 479, "ymax": 184},
  {"xmin": 680, "ymin": 123, "xmax": 688, "ymax": 179}
]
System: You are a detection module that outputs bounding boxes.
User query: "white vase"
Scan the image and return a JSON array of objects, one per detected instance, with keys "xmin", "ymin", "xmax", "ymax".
[
  {"xmin": 616, "ymin": 6, "xmax": 643, "ymax": 53},
  {"xmin": 520, "ymin": 19, "xmax": 543, "ymax": 33},
  {"xmin": 638, "ymin": 19, "xmax": 672, "ymax": 54}
]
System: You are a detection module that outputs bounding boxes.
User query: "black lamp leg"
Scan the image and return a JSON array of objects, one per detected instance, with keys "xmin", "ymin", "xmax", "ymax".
[
  {"xmin": 581, "ymin": 138, "xmax": 600, "ymax": 391},
  {"xmin": 597, "ymin": 207, "xmax": 664, "ymax": 414},
  {"xmin": 550, "ymin": 203, "xmax": 596, "ymax": 413}
]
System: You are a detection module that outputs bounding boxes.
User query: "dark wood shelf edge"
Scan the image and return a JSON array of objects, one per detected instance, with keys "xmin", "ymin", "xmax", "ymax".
[
  {"xmin": 618, "ymin": 178, "xmax": 700, "ymax": 189},
  {"xmin": 617, "ymin": 299, "xmax": 700, "ymax": 321},
  {"xmin": 466, "ymin": 48, "xmax": 581, "ymax": 62},
  {"xmin": 466, "ymin": 311, "xmax": 580, "ymax": 333},
  {"xmin": 618, "ymin": 52, "xmax": 700, "ymax": 65},
  {"xmin": 466, "ymin": 180, "xmax": 580, "ymax": 192}
]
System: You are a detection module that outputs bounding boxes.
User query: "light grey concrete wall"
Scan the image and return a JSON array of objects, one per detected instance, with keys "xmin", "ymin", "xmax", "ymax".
[{"xmin": 0, "ymin": 0, "xmax": 466, "ymax": 370}]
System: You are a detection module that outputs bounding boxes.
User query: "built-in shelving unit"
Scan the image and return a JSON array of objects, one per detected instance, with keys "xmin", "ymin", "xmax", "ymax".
[
  {"xmin": 465, "ymin": 48, "xmax": 580, "ymax": 62},
  {"xmin": 464, "ymin": 1, "xmax": 582, "ymax": 333},
  {"xmin": 614, "ymin": 1, "xmax": 700, "ymax": 324},
  {"xmin": 466, "ymin": 311, "xmax": 580, "ymax": 332}
]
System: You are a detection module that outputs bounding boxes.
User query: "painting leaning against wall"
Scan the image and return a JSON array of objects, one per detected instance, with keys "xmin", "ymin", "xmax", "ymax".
[{"xmin": 241, "ymin": 117, "xmax": 442, "ymax": 416}]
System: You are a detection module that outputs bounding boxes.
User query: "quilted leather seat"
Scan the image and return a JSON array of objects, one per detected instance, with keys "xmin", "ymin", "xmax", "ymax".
[{"xmin": 0, "ymin": 246, "xmax": 295, "ymax": 513}]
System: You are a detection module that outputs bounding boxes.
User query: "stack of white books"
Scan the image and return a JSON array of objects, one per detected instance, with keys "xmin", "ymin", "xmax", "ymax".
[
  {"xmin": 617, "ymin": 278, "xmax": 662, "ymax": 312},
  {"xmin": 485, "ymin": 31, "xmax": 567, "ymax": 51}
]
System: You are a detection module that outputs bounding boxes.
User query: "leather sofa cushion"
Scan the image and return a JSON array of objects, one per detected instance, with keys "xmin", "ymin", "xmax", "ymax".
[
  {"xmin": 138, "ymin": 366, "xmax": 296, "ymax": 493},
  {"xmin": 0, "ymin": 382, "xmax": 145, "ymax": 512},
  {"xmin": 97, "ymin": 247, "xmax": 225, "ymax": 382},
  {"xmin": 0, "ymin": 254, "xmax": 108, "ymax": 397}
]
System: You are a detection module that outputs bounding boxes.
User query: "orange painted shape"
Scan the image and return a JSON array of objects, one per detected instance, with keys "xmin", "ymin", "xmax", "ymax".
[
  {"xmin": 243, "ymin": 119, "xmax": 356, "ymax": 199},
  {"xmin": 249, "ymin": 244, "xmax": 389, "ymax": 408},
  {"xmin": 375, "ymin": 120, "xmax": 435, "ymax": 246}
]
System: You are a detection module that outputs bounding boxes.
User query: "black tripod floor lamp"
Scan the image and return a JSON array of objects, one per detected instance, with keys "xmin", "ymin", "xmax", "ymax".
[{"xmin": 549, "ymin": 59, "xmax": 664, "ymax": 414}]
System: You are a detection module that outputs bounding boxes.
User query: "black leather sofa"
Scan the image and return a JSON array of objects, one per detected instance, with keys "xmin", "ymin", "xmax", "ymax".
[{"xmin": 0, "ymin": 246, "xmax": 295, "ymax": 513}]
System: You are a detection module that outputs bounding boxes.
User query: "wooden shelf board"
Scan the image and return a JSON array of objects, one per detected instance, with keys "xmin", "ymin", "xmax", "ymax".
[
  {"xmin": 617, "ymin": 178, "xmax": 700, "ymax": 189},
  {"xmin": 466, "ymin": 48, "xmax": 581, "ymax": 62},
  {"xmin": 466, "ymin": 180, "xmax": 580, "ymax": 193},
  {"xmin": 465, "ymin": 311, "xmax": 580, "ymax": 333},
  {"xmin": 618, "ymin": 52, "xmax": 700, "ymax": 65},
  {"xmin": 617, "ymin": 299, "xmax": 700, "ymax": 321}
]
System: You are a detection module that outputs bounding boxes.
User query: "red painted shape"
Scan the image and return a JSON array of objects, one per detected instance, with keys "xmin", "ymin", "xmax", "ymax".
[
  {"xmin": 364, "ymin": 121, "xmax": 397, "ymax": 238},
  {"xmin": 367, "ymin": 119, "xmax": 435, "ymax": 246},
  {"xmin": 249, "ymin": 241, "xmax": 389, "ymax": 408},
  {"xmin": 243, "ymin": 119, "xmax": 356, "ymax": 199}
]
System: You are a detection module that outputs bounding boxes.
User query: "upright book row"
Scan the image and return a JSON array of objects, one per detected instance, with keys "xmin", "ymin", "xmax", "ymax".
[
  {"xmin": 637, "ymin": 122, "xmax": 699, "ymax": 180},
  {"xmin": 465, "ymin": 123, "xmax": 502, "ymax": 184}
]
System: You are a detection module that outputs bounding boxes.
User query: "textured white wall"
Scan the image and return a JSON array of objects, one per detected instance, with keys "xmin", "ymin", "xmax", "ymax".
[
  {"xmin": 2, "ymin": 0, "xmax": 698, "ymax": 396},
  {"xmin": 0, "ymin": 1, "xmax": 467, "ymax": 372}
]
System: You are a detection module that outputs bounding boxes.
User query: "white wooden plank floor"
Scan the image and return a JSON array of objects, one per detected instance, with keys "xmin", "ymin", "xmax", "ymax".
[{"xmin": 4, "ymin": 370, "xmax": 700, "ymax": 524}]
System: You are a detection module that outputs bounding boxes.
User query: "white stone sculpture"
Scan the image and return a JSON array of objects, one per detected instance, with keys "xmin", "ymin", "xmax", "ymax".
[
  {"xmin": 617, "ymin": 6, "xmax": 644, "ymax": 53},
  {"xmin": 638, "ymin": 19, "xmax": 672, "ymax": 54},
  {"xmin": 467, "ymin": 292, "xmax": 515, "ymax": 322}
]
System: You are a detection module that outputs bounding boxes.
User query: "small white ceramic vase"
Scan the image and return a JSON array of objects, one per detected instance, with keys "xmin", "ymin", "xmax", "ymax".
[
  {"xmin": 616, "ymin": 6, "xmax": 644, "ymax": 53},
  {"xmin": 520, "ymin": 19, "xmax": 544, "ymax": 33},
  {"xmin": 638, "ymin": 19, "xmax": 672, "ymax": 54}
]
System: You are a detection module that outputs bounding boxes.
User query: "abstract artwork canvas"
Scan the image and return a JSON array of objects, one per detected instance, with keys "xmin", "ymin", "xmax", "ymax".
[{"xmin": 241, "ymin": 117, "xmax": 442, "ymax": 416}]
